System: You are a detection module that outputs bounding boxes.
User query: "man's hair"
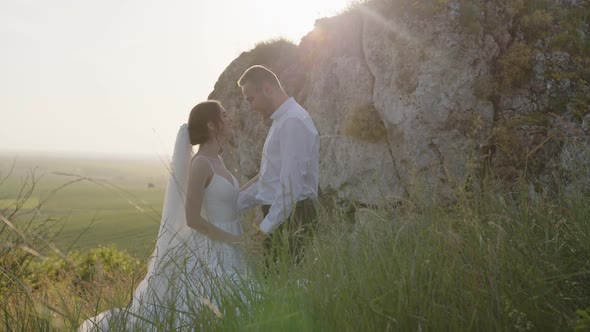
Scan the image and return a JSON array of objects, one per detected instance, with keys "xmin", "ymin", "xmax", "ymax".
[{"xmin": 237, "ymin": 65, "xmax": 282, "ymax": 89}]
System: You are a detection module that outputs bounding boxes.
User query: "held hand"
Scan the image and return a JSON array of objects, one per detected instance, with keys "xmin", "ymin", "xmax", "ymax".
[
  {"xmin": 243, "ymin": 223, "xmax": 267, "ymax": 256},
  {"xmin": 251, "ymin": 224, "xmax": 268, "ymax": 243},
  {"xmin": 231, "ymin": 235, "xmax": 246, "ymax": 248},
  {"xmin": 246, "ymin": 239, "xmax": 262, "ymax": 256},
  {"xmin": 251, "ymin": 223, "xmax": 268, "ymax": 243}
]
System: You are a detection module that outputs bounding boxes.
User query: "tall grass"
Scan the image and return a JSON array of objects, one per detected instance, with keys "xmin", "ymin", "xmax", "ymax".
[
  {"xmin": 2, "ymin": 182, "xmax": 589, "ymax": 331},
  {"xmin": 218, "ymin": 189, "xmax": 589, "ymax": 331}
]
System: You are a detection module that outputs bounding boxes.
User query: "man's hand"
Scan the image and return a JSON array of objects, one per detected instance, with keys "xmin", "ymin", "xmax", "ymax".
[
  {"xmin": 242, "ymin": 223, "xmax": 268, "ymax": 256},
  {"xmin": 251, "ymin": 223, "xmax": 268, "ymax": 243}
]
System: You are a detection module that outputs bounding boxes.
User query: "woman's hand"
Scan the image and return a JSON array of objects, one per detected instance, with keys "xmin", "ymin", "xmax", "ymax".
[{"xmin": 230, "ymin": 234, "xmax": 245, "ymax": 247}]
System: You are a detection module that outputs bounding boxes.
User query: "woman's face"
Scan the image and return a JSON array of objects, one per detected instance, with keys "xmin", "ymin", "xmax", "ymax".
[{"xmin": 217, "ymin": 106, "xmax": 233, "ymax": 139}]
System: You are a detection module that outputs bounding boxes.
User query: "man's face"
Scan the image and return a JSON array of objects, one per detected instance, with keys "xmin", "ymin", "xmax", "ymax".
[{"xmin": 241, "ymin": 82, "xmax": 272, "ymax": 117}]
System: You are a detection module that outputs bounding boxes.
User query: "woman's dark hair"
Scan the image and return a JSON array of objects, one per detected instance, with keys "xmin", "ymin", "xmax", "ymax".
[{"xmin": 188, "ymin": 100, "xmax": 223, "ymax": 145}]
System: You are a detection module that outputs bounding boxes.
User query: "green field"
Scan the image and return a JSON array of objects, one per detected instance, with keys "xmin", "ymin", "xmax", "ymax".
[{"xmin": 0, "ymin": 153, "xmax": 170, "ymax": 257}]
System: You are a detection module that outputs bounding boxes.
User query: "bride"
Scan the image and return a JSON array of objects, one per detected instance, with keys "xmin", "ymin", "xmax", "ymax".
[{"xmin": 79, "ymin": 100, "xmax": 247, "ymax": 331}]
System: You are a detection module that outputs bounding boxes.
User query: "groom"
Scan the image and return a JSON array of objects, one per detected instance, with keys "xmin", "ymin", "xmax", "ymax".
[{"xmin": 237, "ymin": 65, "xmax": 320, "ymax": 267}]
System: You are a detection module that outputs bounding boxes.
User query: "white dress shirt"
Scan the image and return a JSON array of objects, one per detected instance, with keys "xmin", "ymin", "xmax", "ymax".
[{"xmin": 238, "ymin": 97, "xmax": 320, "ymax": 234}]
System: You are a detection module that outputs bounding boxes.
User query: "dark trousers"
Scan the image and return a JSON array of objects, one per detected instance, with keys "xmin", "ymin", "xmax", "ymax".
[{"xmin": 261, "ymin": 198, "xmax": 317, "ymax": 271}]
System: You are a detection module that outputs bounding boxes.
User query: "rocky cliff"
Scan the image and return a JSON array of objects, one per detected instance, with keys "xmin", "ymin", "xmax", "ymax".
[{"xmin": 208, "ymin": 0, "xmax": 590, "ymax": 206}]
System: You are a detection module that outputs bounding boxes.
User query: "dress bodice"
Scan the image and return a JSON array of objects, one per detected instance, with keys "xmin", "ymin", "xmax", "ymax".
[{"xmin": 201, "ymin": 172, "xmax": 240, "ymax": 232}]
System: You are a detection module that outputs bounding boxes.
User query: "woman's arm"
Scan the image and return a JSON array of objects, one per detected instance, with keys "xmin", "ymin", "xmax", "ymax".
[
  {"xmin": 185, "ymin": 157, "xmax": 242, "ymax": 245},
  {"xmin": 240, "ymin": 174, "xmax": 259, "ymax": 191}
]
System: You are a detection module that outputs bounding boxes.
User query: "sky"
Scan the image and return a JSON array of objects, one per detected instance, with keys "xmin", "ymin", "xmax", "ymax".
[{"xmin": 0, "ymin": 0, "xmax": 354, "ymax": 158}]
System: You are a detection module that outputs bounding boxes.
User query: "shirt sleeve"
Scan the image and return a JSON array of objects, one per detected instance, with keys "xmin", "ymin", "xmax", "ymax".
[
  {"xmin": 259, "ymin": 118, "xmax": 312, "ymax": 234},
  {"xmin": 237, "ymin": 181, "xmax": 261, "ymax": 213}
]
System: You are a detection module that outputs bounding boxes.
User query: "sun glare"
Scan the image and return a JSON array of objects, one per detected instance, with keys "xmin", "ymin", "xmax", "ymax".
[{"xmin": 257, "ymin": 0, "xmax": 356, "ymax": 43}]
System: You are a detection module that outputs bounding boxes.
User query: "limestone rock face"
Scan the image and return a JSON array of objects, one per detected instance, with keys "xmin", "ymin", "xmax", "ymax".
[
  {"xmin": 208, "ymin": 0, "xmax": 590, "ymax": 205},
  {"xmin": 360, "ymin": 5, "xmax": 496, "ymax": 203}
]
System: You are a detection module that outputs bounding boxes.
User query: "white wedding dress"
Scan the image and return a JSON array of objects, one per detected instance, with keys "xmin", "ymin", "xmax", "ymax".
[{"xmin": 79, "ymin": 125, "xmax": 246, "ymax": 331}]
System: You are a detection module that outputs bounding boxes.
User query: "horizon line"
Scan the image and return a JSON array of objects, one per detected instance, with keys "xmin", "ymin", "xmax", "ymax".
[{"xmin": 0, "ymin": 148, "xmax": 171, "ymax": 161}]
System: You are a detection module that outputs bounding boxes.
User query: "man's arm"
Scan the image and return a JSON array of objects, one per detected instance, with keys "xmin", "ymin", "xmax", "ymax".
[{"xmin": 259, "ymin": 118, "xmax": 312, "ymax": 234}]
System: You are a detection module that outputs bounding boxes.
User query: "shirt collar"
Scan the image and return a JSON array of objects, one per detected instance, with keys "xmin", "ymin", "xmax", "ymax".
[{"xmin": 270, "ymin": 97, "xmax": 294, "ymax": 120}]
